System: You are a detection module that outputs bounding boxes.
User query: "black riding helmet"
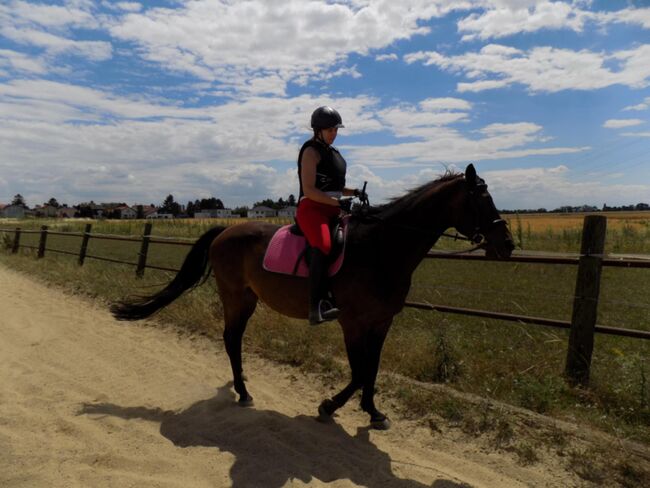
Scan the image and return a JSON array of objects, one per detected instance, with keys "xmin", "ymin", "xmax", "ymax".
[{"xmin": 311, "ymin": 106, "xmax": 344, "ymax": 130}]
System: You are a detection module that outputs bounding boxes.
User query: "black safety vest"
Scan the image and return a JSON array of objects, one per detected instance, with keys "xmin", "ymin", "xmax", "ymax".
[{"xmin": 297, "ymin": 139, "xmax": 347, "ymax": 199}]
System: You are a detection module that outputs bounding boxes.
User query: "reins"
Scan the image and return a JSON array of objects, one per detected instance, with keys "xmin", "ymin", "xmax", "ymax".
[{"xmin": 351, "ymin": 211, "xmax": 488, "ymax": 254}]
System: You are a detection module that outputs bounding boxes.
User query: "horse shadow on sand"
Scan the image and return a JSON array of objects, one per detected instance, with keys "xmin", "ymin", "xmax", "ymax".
[{"xmin": 79, "ymin": 383, "xmax": 470, "ymax": 488}]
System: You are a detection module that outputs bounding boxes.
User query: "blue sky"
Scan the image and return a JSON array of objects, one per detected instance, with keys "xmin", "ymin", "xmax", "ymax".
[{"xmin": 1, "ymin": 0, "xmax": 649, "ymax": 210}]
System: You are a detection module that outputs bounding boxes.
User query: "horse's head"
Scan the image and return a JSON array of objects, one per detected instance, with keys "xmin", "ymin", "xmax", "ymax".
[{"xmin": 452, "ymin": 164, "xmax": 514, "ymax": 259}]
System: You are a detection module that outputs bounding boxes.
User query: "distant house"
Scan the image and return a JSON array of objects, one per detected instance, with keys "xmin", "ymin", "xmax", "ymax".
[
  {"xmin": 0, "ymin": 204, "xmax": 26, "ymax": 218},
  {"xmin": 146, "ymin": 212, "xmax": 173, "ymax": 219},
  {"xmin": 194, "ymin": 209, "xmax": 236, "ymax": 219},
  {"xmin": 31, "ymin": 205, "xmax": 59, "ymax": 218},
  {"xmin": 247, "ymin": 206, "xmax": 277, "ymax": 219},
  {"xmin": 277, "ymin": 206, "xmax": 297, "ymax": 218},
  {"xmin": 57, "ymin": 206, "xmax": 77, "ymax": 218},
  {"xmin": 113, "ymin": 205, "xmax": 137, "ymax": 219},
  {"xmin": 142, "ymin": 206, "xmax": 158, "ymax": 218}
]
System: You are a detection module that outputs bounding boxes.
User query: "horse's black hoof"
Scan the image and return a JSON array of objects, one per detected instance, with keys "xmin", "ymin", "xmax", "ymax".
[
  {"xmin": 238, "ymin": 395, "xmax": 254, "ymax": 407},
  {"xmin": 370, "ymin": 416, "xmax": 391, "ymax": 430},
  {"xmin": 317, "ymin": 399, "xmax": 336, "ymax": 422}
]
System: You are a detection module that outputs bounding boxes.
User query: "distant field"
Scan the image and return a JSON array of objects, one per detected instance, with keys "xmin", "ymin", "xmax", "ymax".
[{"xmin": 504, "ymin": 211, "xmax": 650, "ymax": 232}]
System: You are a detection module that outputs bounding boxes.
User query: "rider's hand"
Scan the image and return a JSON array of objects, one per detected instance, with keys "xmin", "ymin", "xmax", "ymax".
[
  {"xmin": 338, "ymin": 198, "xmax": 352, "ymax": 213},
  {"xmin": 354, "ymin": 188, "xmax": 368, "ymax": 204}
]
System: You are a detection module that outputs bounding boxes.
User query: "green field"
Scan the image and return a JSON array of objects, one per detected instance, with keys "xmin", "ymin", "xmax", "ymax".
[{"xmin": 1, "ymin": 215, "xmax": 648, "ymax": 452}]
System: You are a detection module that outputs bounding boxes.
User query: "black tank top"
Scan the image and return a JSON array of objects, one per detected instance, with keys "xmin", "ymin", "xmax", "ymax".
[{"xmin": 297, "ymin": 139, "xmax": 347, "ymax": 199}]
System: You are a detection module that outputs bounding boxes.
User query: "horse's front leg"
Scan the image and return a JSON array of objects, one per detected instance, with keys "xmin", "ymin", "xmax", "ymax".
[
  {"xmin": 360, "ymin": 321, "xmax": 392, "ymax": 430},
  {"xmin": 317, "ymin": 325, "xmax": 366, "ymax": 420}
]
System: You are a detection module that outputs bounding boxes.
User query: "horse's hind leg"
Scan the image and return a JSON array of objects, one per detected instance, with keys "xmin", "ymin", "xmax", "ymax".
[{"xmin": 222, "ymin": 287, "xmax": 258, "ymax": 406}]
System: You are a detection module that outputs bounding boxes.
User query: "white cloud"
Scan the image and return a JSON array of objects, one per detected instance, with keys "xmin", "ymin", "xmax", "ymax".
[
  {"xmin": 405, "ymin": 43, "xmax": 650, "ymax": 93},
  {"xmin": 376, "ymin": 53, "xmax": 398, "ymax": 61},
  {"xmin": 0, "ymin": 0, "xmax": 110, "ymax": 65},
  {"xmin": 457, "ymin": 2, "xmax": 650, "ymax": 41},
  {"xmin": 0, "ymin": 77, "xmax": 593, "ymax": 207},
  {"xmin": 458, "ymin": 1, "xmax": 591, "ymax": 41},
  {"xmin": 595, "ymin": 6, "xmax": 650, "ymax": 30},
  {"xmin": 483, "ymin": 165, "xmax": 650, "ymax": 210},
  {"xmin": 603, "ymin": 119, "xmax": 644, "ymax": 129},
  {"xmin": 1, "ymin": 0, "xmax": 99, "ymax": 30},
  {"xmin": 0, "ymin": 49, "xmax": 48, "ymax": 75},
  {"xmin": 624, "ymin": 97, "xmax": 650, "ymax": 111},
  {"xmin": 106, "ymin": 0, "xmax": 470, "ymax": 91},
  {"xmin": 1, "ymin": 26, "xmax": 112, "ymax": 61}
]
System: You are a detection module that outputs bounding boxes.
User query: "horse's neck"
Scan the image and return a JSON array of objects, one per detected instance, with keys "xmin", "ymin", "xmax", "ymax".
[{"xmin": 370, "ymin": 179, "xmax": 458, "ymax": 272}]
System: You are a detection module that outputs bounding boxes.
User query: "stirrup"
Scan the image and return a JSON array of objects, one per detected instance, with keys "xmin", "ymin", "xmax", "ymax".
[{"xmin": 309, "ymin": 299, "xmax": 340, "ymax": 325}]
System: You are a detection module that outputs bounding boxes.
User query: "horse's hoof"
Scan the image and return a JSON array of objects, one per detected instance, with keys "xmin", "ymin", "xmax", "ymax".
[
  {"xmin": 370, "ymin": 417, "xmax": 391, "ymax": 430},
  {"xmin": 238, "ymin": 395, "xmax": 254, "ymax": 407},
  {"xmin": 317, "ymin": 400, "xmax": 336, "ymax": 423}
]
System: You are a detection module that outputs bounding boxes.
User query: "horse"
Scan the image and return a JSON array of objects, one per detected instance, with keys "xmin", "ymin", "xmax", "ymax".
[{"xmin": 111, "ymin": 163, "xmax": 514, "ymax": 430}]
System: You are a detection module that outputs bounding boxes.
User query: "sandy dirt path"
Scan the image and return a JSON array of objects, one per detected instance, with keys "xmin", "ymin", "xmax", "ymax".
[{"xmin": 0, "ymin": 264, "xmax": 580, "ymax": 488}]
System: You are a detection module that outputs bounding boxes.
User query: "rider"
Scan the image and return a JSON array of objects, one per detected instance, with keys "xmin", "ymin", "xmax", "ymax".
[{"xmin": 296, "ymin": 106, "xmax": 361, "ymax": 325}]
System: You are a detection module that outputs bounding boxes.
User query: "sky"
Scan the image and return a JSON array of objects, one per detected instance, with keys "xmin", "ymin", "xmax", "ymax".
[{"xmin": 0, "ymin": 0, "xmax": 649, "ymax": 211}]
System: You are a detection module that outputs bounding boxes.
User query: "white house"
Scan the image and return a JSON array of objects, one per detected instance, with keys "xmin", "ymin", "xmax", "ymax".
[
  {"xmin": 114, "ymin": 205, "xmax": 137, "ymax": 219},
  {"xmin": 247, "ymin": 206, "xmax": 277, "ymax": 219},
  {"xmin": 146, "ymin": 212, "xmax": 173, "ymax": 219},
  {"xmin": 194, "ymin": 209, "xmax": 236, "ymax": 219},
  {"xmin": 57, "ymin": 206, "xmax": 77, "ymax": 218},
  {"xmin": 0, "ymin": 204, "xmax": 26, "ymax": 218},
  {"xmin": 277, "ymin": 206, "xmax": 297, "ymax": 218}
]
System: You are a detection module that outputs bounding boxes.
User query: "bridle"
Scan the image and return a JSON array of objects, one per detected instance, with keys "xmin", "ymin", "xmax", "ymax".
[{"xmin": 457, "ymin": 179, "xmax": 509, "ymax": 249}]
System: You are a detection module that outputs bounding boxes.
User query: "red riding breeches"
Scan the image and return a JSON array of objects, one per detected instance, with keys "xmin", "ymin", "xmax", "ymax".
[{"xmin": 296, "ymin": 198, "xmax": 340, "ymax": 255}]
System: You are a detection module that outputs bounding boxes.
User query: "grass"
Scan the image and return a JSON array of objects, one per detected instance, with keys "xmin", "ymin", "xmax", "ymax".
[{"xmin": 1, "ymin": 214, "xmax": 649, "ymax": 484}]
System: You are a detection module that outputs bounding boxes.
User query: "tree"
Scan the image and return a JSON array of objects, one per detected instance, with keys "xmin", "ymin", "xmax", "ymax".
[
  {"xmin": 287, "ymin": 194, "xmax": 296, "ymax": 206},
  {"xmin": 252, "ymin": 198, "xmax": 277, "ymax": 209},
  {"xmin": 46, "ymin": 197, "xmax": 60, "ymax": 208},
  {"xmin": 160, "ymin": 194, "xmax": 181, "ymax": 216},
  {"xmin": 186, "ymin": 201, "xmax": 196, "ymax": 217},
  {"xmin": 199, "ymin": 197, "xmax": 224, "ymax": 210},
  {"xmin": 11, "ymin": 194, "xmax": 26, "ymax": 207},
  {"xmin": 232, "ymin": 206, "xmax": 249, "ymax": 217}
]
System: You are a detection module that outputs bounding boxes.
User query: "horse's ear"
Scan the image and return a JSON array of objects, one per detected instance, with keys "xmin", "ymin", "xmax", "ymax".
[{"xmin": 465, "ymin": 164, "xmax": 477, "ymax": 187}]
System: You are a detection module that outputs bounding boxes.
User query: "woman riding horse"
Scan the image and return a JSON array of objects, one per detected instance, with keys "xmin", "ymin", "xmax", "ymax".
[
  {"xmin": 296, "ymin": 106, "xmax": 365, "ymax": 325},
  {"xmin": 112, "ymin": 164, "xmax": 514, "ymax": 430}
]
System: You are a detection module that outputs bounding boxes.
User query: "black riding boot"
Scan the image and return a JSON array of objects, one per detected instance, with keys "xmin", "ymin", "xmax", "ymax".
[{"xmin": 308, "ymin": 248, "xmax": 340, "ymax": 325}]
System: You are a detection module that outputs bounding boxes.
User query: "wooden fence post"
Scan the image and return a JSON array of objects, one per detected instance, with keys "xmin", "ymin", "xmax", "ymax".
[
  {"xmin": 78, "ymin": 223, "xmax": 92, "ymax": 266},
  {"xmin": 12, "ymin": 227, "xmax": 21, "ymax": 253},
  {"xmin": 37, "ymin": 225, "xmax": 48, "ymax": 258},
  {"xmin": 565, "ymin": 215, "xmax": 607, "ymax": 387},
  {"xmin": 136, "ymin": 222, "xmax": 152, "ymax": 278}
]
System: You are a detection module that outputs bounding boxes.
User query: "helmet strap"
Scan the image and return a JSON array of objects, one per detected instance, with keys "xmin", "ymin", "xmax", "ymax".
[{"xmin": 314, "ymin": 130, "xmax": 327, "ymax": 145}]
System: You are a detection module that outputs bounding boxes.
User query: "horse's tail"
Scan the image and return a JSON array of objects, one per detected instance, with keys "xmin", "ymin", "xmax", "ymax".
[{"xmin": 110, "ymin": 225, "xmax": 227, "ymax": 321}]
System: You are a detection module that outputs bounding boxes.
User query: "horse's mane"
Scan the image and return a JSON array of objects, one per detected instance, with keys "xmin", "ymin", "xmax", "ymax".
[{"xmin": 358, "ymin": 170, "xmax": 463, "ymax": 221}]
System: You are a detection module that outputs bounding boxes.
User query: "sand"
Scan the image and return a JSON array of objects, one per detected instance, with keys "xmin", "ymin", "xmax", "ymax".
[{"xmin": 0, "ymin": 264, "xmax": 596, "ymax": 487}]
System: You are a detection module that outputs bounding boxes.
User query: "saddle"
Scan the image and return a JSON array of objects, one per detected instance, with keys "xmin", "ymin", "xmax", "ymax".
[{"xmin": 262, "ymin": 216, "xmax": 349, "ymax": 278}]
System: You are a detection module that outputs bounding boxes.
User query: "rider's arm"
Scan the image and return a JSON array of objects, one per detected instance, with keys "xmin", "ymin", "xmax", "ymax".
[{"xmin": 301, "ymin": 147, "xmax": 341, "ymax": 206}]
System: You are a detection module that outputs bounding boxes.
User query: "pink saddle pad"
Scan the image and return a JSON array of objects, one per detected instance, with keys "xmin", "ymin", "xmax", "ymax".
[{"xmin": 263, "ymin": 223, "xmax": 347, "ymax": 278}]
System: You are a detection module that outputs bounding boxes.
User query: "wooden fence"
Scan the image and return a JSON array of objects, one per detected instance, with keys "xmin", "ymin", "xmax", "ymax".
[{"xmin": 2, "ymin": 215, "xmax": 649, "ymax": 386}]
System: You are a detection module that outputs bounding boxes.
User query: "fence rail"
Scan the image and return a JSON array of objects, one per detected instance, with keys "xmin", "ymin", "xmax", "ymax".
[{"xmin": 1, "ymin": 217, "xmax": 649, "ymax": 386}]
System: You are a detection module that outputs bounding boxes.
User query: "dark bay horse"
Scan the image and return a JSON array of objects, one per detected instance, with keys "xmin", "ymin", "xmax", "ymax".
[{"xmin": 112, "ymin": 164, "xmax": 514, "ymax": 429}]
